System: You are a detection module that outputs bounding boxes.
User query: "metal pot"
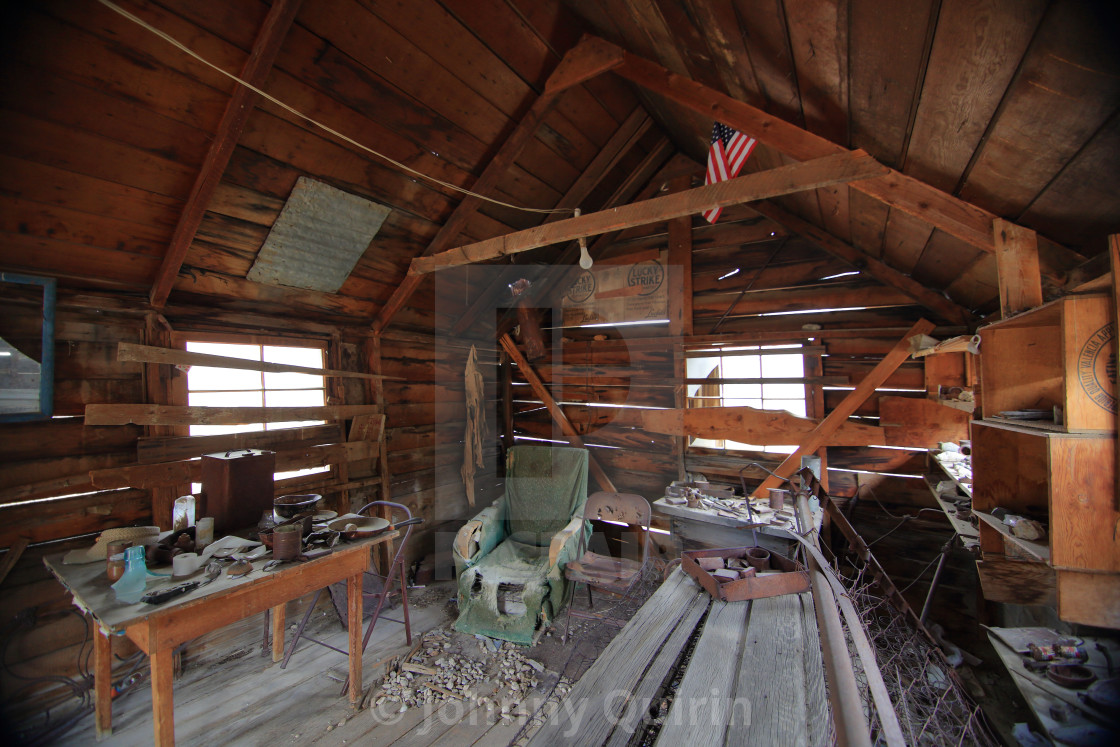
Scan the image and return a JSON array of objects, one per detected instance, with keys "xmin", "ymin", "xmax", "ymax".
[{"xmin": 274, "ymin": 493, "xmax": 321, "ymax": 520}]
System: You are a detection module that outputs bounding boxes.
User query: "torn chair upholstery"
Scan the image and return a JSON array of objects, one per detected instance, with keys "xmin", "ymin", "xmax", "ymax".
[{"xmin": 452, "ymin": 445, "xmax": 590, "ymax": 644}]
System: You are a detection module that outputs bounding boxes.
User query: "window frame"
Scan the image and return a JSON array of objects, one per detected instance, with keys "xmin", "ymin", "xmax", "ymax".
[
  {"xmin": 684, "ymin": 343, "xmax": 815, "ymax": 454},
  {"xmin": 169, "ymin": 331, "xmax": 335, "ymax": 489}
]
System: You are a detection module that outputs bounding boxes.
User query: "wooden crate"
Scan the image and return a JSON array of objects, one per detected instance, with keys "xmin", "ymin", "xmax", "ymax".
[
  {"xmin": 979, "ymin": 294, "xmax": 1116, "ymax": 432},
  {"xmin": 971, "ymin": 419, "xmax": 1120, "ymax": 627}
]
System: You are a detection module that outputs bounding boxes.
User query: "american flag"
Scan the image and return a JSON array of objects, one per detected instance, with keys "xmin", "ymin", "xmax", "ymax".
[{"xmin": 703, "ymin": 122, "xmax": 757, "ymax": 223}]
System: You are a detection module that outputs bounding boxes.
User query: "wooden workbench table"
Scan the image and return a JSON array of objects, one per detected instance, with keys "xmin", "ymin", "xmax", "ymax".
[{"xmin": 44, "ymin": 530, "xmax": 397, "ymax": 746}]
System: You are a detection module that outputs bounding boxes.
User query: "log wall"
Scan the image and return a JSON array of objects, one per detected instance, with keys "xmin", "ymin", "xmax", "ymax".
[{"xmin": 507, "ymin": 209, "xmax": 974, "ymax": 505}]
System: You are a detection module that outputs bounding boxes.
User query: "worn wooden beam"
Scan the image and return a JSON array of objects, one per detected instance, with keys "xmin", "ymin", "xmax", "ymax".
[
  {"xmin": 993, "ymin": 218, "xmax": 1043, "ymax": 318},
  {"xmin": 149, "ymin": 0, "xmax": 303, "ymax": 308},
  {"xmin": 602, "ymin": 37, "xmax": 1052, "ymax": 259},
  {"xmin": 364, "ymin": 335, "xmax": 393, "ymax": 570},
  {"xmin": 90, "ymin": 441, "xmax": 377, "ymax": 489},
  {"xmin": 498, "ymin": 334, "xmax": 616, "ymax": 492},
  {"xmin": 751, "ymin": 318, "xmax": 936, "ymax": 497},
  {"xmin": 611, "ymin": 405, "xmax": 886, "ymax": 446},
  {"xmin": 543, "ymin": 34, "xmax": 625, "ymax": 95},
  {"xmin": 449, "ymin": 108, "xmax": 653, "ymax": 336},
  {"xmin": 373, "ymin": 36, "xmax": 624, "ymax": 334},
  {"xmin": 411, "ymin": 152, "xmax": 887, "ymax": 273},
  {"xmin": 752, "ymin": 201, "xmax": 976, "ymax": 325},
  {"xmin": 137, "ymin": 424, "xmax": 342, "ymax": 464},
  {"xmin": 667, "ymin": 175, "xmax": 693, "ymax": 336},
  {"xmin": 143, "ymin": 312, "xmax": 179, "ymax": 530},
  {"xmin": 84, "ymin": 404, "xmax": 382, "ymax": 426},
  {"xmin": 118, "ymin": 342, "xmax": 397, "ymax": 381}
]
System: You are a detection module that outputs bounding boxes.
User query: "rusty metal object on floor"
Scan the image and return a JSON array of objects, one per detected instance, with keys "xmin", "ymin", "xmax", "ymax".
[{"xmin": 1047, "ymin": 663, "xmax": 1097, "ymax": 689}]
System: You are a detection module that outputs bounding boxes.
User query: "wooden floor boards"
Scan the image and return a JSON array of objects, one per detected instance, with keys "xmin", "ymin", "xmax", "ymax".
[
  {"xmin": 530, "ymin": 570, "xmax": 829, "ymax": 747},
  {"xmin": 53, "ymin": 572, "xmax": 828, "ymax": 747},
  {"xmin": 527, "ymin": 568, "xmax": 709, "ymax": 746}
]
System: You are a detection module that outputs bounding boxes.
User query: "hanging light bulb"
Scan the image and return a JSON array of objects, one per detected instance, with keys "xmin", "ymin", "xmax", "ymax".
[
  {"xmin": 574, "ymin": 208, "xmax": 593, "ymax": 269},
  {"xmin": 578, "ymin": 237, "xmax": 593, "ymax": 270}
]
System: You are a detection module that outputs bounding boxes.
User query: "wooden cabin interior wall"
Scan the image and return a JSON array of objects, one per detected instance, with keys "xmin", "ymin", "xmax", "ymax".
[
  {"xmin": 0, "ymin": 0, "xmax": 634, "ymax": 720},
  {"xmin": 505, "ymin": 196, "xmax": 972, "ymax": 507},
  {"xmin": 1, "ymin": 0, "xmax": 1118, "ymax": 736}
]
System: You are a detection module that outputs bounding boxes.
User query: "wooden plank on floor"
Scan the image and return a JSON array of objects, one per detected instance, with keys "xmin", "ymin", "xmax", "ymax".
[
  {"xmin": 526, "ymin": 569, "xmax": 707, "ymax": 745},
  {"xmin": 605, "ymin": 589, "xmax": 710, "ymax": 746},
  {"xmin": 730, "ymin": 592, "xmax": 822, "ymax": 746},
  {"xmin": 655, "ymin": 599, "xmax": 752, "ymax": 745},
  {"xmin": 799, "ymin": 592, "xmax": 829, "ymax": 746}
]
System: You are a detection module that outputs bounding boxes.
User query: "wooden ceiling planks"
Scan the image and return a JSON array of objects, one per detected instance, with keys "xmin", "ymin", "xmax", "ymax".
[
  {"xmin": 729, "ymin": 0, "xmax": 805, "ymax": 126},
  {"xmin": 957, "ymin": 0, "xmax": 1120, "ymax": 219},
  {"xmin": 4, "ymin": 0, "xmax": 1117, "ymax": 327},
  {"xmin": 848, "ymin": 0, "xmax": 937, "ymax": 170},
  {"xmin": 681, "ymin": 0, "xmax": 767, "ymax": 109},
  {"xmin": 560, "ymin": 0, "xmax": 1117, "ymax": 314},
  {"xmin": 781, "ymin": 0, "xmax": 849, "ymax": 241},
  {"xmin": 1019, "ymin": 113, "xmax": 1120, "ymax": 252},
  {"xmin": 903, "ymin": 0, "xmax": 1046, "ymax": 193}
]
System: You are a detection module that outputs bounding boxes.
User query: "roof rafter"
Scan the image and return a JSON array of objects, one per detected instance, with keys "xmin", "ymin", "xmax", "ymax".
[
  {"xmin": 410, "ymin": 151, "xmax": 887, "ymax": 274},
  {"xmin": 370, "ymin": 36, "xmax": 628, "ymax": 335},
  {"xmin": 149, "ymin": 0, "xmax": 304, "ymax": 309},
  {"xmin": 752, "ymin": 201, "xmax": 976, "ymax": 326},
  {"xmin": 585, "ymin": 36, "xmax": 1062, "ymax": 266}
]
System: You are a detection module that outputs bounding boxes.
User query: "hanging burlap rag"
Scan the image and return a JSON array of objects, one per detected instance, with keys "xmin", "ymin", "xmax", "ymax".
[{"xmin": 462, "ymin": 345, "xmax": 487, "ymax": 506}]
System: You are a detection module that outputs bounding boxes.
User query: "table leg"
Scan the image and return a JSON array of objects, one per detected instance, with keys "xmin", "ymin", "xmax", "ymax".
[
  {"xmin": 271, "ymin": 604, "xmax": 286, "ymax": 662},
  {"xmin": 93, "ymin": 622, "xmax": 112, "ymax": 740},
  {"xmin": 150, "ymin": 646, "xmax": 175, "ymax": 746},
  {"xmin": 348, "ymin": 572, "xmax": 362, "ymax": 703}
]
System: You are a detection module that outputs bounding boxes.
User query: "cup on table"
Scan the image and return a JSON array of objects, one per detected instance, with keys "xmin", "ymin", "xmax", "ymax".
[{"xmin": 272, "ymin": 525, "xmax": 301, "ymax": 561}]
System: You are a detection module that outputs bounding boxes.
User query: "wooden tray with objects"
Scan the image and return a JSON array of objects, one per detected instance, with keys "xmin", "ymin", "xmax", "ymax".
[{"xmin": 682, "ymin": 546, "xmax": 810, "ymax": 602}]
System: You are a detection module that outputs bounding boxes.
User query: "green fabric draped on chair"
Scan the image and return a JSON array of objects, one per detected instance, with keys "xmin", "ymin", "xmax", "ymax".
[{"xmin": 452, "ymin": 445, "xmax": 590, "ymax": 644}]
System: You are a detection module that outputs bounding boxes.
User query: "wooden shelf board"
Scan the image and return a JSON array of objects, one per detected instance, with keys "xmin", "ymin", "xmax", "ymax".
[
  {"xmin": 930, "ymin": 452, "xmax": 972, "ymax": 498},
  {"xmin": 986, "ymin": 416, "xmax": 1066, "ymax": 433},
  {"xmin": 974, "ymin": 511, "xmax": 1051, "ymax": 563},
  {"xmin": 933, "ymin": 398, "xmax": 975, "ymax": 414},
  {"xmin": 926, "ymin": 484, "xmax": 980, "ymax": 544}
]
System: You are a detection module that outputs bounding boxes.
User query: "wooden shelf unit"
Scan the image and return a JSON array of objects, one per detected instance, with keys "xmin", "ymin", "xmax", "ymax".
[
  {"xmin": 924, "ymin": 451, "xmax": 979, "ymax": 550},
  {"xmin": 978, "ymin": 294, "xmax": 1115, "ymax": 432},
  {"xmin": 971, "ymin": 292, "xmax": 1120, "ymax": 628},
  {"xmin": 971, "ymin": 419, "xmax": 1119, "ymax": 627}
]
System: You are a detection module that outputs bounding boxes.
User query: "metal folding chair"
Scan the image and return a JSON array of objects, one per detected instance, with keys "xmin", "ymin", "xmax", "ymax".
[
  {"xmin": 563, "ymin": 491, "xmax": 652, "ymax": 640},
  {"xmin": 281, "ymin": 500, "xmax": 419, "ymax": 672}
]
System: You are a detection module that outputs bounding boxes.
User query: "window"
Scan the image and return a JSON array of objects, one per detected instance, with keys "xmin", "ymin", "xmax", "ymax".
[
  {"xmin": 185, "ymin": 341, "xmax": 328, "ymax": 484},
  {"xmin": 686, "ymin": 344, "xmax": 807, "ymax": 454}
]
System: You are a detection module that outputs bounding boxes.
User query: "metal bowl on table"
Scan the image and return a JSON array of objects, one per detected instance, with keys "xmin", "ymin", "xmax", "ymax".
[{"xmin": 274, "ymin": 493, "xmax": 322, "ymax": 520}]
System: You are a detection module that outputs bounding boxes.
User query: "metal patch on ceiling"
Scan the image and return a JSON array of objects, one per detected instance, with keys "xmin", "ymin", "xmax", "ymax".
[{"xmin": 247, "ymin": 177, "xmax": 391, "ymax": 293}]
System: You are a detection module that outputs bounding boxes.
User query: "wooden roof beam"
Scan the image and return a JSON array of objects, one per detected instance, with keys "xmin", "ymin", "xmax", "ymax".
[
  {"xmin": 751, "ymin": 318, "xmax": 936, "ymax": 498},
  {"xmin": 449, "ymin": 109, "xmax": 656, "ymax": 336},
  {"xmin": 585, "ymin": 36, "xmax": 1047, "ymax": 259},
  {"xmin": 752, "ymin": 201, "xmax": 976, "ymax": 326},
  {"xmin": 370, "ymin": 36, "xmax": 627, "ymax": 335},
  {"xmin": 410, "ymin": 151, "xmax": 887, "ymax": 274},
  {"xmin": 149, "ymin": 0, "xmax": 304, "ymax": 309}
]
